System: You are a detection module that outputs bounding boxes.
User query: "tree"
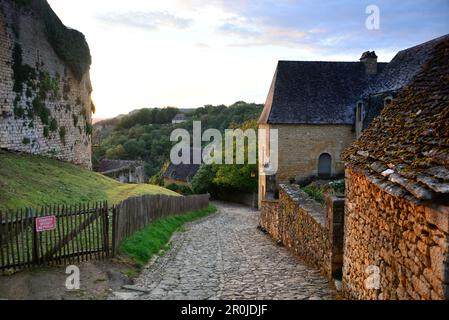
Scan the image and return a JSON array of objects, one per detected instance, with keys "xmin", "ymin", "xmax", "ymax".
[
  {"xmin": 123, "ymin": 139, "xmax": 145, "ymax": 158},
  {"xmin": 105, "ymin": 144, "xmax": 126, "ymax": 159},
  {"xmin": 191, "ymin": 165, "xmax": 219, "ymax": 195}
]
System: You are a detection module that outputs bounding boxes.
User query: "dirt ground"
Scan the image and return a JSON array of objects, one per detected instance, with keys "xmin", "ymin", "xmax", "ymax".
[{"xmin": 0, "ymin": 257, "xmax": 136, "ymax": 300}]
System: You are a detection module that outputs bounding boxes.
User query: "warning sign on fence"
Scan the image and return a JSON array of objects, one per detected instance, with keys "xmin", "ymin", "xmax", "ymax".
[{"xmin": 36, "ymin": 216, "xmax": 56, "ymax": 232}]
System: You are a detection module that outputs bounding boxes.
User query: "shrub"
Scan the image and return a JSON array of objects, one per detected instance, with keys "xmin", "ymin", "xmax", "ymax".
[
  {"xmin": 302, "ymin": 182, "xmax": 325, "ymax": 205},
  {"xmin": 49, "ymin": 118, "xmax": 58, "ymax": 132},
  {"xmin": 165, "ymin": 183, "xmax": 179, "ymax": 193},
  {"xmin": 329, "ymin": 179, "xmax": 345, "ymax": 194},
  {"xmin": 178, "ymin": 185, "xmax": 193, "ymax": 195},
  {"xmin": 59, "ymin": 126, "xmax": 66, "ymax": 144}
]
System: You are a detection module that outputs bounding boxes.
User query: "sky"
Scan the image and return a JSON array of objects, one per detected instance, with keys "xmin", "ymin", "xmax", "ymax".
[{"xmin": 47, "ymin": 0, "xmax": 449, "ymax": 120}]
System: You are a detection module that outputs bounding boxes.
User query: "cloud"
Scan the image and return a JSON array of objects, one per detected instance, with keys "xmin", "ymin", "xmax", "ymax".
[
  {"xmin": 96, "ymin": 11, "xmax": 193, "ymax": 31},
  {"xmin": 212, "ymin": 0, "xmax": 449, "ymax": 56}
]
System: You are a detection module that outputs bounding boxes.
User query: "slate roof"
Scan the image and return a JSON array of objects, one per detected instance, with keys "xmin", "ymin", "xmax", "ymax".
[
  {"xmin": 163, "ymin": 163, "xmax": 200, "ymax": 183},
  {"xmin": 172, "ymin": 113, "xmax": 186, "ymax": 121},
  {"xmin": 342, "ymin": 35, "xmax": 449, "ymax": 205},
  {"xmin": 99, "ymin": 159, "xmax": 144, "ymax": 174},
  {"xmin": 362, "ymin": 34, "xmax": 449, "ymax": 97},
  {"xmin": 163, "ymin": 148, "xmax": 201, "ymax": 182},
  {"xmin": 259, "ymin": 61, "xmax": 387, "ymax": 125},
  {"xmin": 259, "ymin": 34, "xmax": 449, "ymax": 126}
]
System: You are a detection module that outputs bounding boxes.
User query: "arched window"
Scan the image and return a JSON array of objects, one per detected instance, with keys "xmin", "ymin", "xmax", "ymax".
[
  {"xmin": 384, "ymin": 96, "xmax": 393, "ymax": 106},
  {"xmin": 318, "ymin": 153, "xmax": 332, "ymax": 178}
]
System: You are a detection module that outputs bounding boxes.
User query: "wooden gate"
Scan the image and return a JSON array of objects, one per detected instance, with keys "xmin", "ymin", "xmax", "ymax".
[{"xmin": 0, "ymin": 202, "xmax": 110, "ymax": 270}]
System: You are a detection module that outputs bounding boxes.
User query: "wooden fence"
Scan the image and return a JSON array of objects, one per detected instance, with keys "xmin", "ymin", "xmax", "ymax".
[
  {"xmin": 112, "ymin": 194, "xmax": 210, "ymax": 254},
  {"xmin": 0, "ymin": 194, "xmax": 209, "ymax": 271}
]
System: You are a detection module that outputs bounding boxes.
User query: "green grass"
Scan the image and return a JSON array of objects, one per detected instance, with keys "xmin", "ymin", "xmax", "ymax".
[
  {"xmin": 0, "ymin": 151, "xmax": 179, "ymax": 211},
  {"xmin": 119, "ymin": 205, "xmax": 217, "ymax": 268}
]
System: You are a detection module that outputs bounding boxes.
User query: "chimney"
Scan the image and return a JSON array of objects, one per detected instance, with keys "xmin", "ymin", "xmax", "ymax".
[{"xmin": 360, "ymin": 51, "xmax": 378, "ymax": 75}]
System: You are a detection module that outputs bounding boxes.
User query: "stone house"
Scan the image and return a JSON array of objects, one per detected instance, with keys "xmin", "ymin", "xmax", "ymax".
[
  {"xmin": 99, "ymin": 159, "xmax": 146, "ymax": 184},
  {"xmin": 258, "ymin": 34, "xmax": 448, "ymax": 208},
  {"xmin": 162, "ymin": 162, "xmax": 199, "ymax": 187},
  {"xmin": 172, "ymin": 113, "xmax": 186, "ymax": 124},
  {"xmin": 341, "ymin": 34, "xmax": 449, "ymax": 300}
]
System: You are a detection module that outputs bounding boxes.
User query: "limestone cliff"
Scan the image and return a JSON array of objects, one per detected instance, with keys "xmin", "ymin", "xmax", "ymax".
[{"xmin": 0, "ymin": 0, "xmax": 93, "ymax": 169}]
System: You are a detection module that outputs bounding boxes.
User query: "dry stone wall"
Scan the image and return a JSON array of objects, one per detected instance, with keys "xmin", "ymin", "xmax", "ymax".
[
  {"xmin": 260, "ymin": 184, "xmax": 333, "ymax": 278},
  {"xmin": 0, "ymin": 1, "xmax": 92, "ymax": 168},
  {"xmin": 343, "ymin": 168, "xmax": 449, "ymax": 300}
]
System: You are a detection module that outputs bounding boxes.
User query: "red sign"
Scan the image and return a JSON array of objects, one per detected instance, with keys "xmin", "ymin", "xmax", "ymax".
[{"xmin": 36, "ymin": 216, "xmax": 56, "ymax": 232}]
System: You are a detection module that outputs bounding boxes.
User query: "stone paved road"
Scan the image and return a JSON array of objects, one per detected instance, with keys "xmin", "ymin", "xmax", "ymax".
[{"xmin": 113, "ymin": 202, "xmax": 336, "ymax": 300}]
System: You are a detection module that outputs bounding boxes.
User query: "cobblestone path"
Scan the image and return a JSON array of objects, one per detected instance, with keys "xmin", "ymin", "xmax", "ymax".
[{"xmin": 112, "ymin": 202, "xmax": 336, "ymax": 300}]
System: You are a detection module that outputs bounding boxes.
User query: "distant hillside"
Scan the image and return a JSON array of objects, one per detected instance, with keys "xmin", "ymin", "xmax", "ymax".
[
  {"xmin": 93, "ymin": 102, "xmax": 263, "ymax": 177},
  {"xmin": 0, "ymin": 150, "xmax": 178, "ymax": 211}
]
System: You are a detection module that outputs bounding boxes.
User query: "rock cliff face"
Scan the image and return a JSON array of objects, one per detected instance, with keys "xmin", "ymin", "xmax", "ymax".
[{"xmin": 0, "ymin": 0, "xmax": 93, "ymax": 169}]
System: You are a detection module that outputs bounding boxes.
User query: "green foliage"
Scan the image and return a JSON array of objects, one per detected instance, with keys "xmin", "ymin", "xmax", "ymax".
[
  {"xmin": 12, "ymin": 43, "xmax": 36, "ymax": 94},
  {"xmin": 302, "ymin": 182, "xmax": 325, "ymax": 205},
  {"xmin": 105, "ymin": 144, "xmax": 126, "ymax": 159},
  {"xmin": 119, "ymin": 205, "xmax": 217, "ymax": 267},
  {"xmin": 59, "ymin": 126, "xmax": 66, "ymax": 144},
  {"xmin": 13, "ymin": 105, "xmax": 25, "ymax": 119},
  {"xmin": 191, "ymin": 165, "xmax": 219, "ymax": 195},
  {"xmin": 37, "ymin": 0, "xmax": 91, "ymax": 80},
  {"xmin": 49, "ymin": 118, "xmax": 58, "ymax": 132},
  {"xmin": 0, "ymin": 150, "xmax": 178, "ymax": 211},
  {"xmin": 213, "ymin": 164, "xmax": 258, "ymax": 192},
  {"xmin": 178, "ymin": 185, "xmax": 193, "ymax": 195},
  {"xmin": 123, "ymin": 139, "xmax": 146, "ymax": 158},
  {"xmin": 116, "ymin": 107, "xmax": 180, "ymax": 129},
  {"xmin": 165, "ymin": 183, "xmax": 179, "ymax": 193},
  {"xmin": 94, "ymin": 102, "xmax": 263, "ymax": 185},
  {"xmin": 329, "ymin": 179, "xmax": 345, "ymax": 194},
  {"xmin": 43, "ymin": 126, "xmax": 49, "ymax": 138},
  {"xmin": 32, "ymin": 97, "xmax": 50, "ymax": 125},
  {"xmin": 85, "ymin": 123, "xmax": 93, "ymax": 136}
]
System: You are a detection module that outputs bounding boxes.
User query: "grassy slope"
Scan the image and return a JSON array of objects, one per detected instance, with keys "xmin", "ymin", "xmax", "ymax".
[
  {"xmin": 0, "ymin": 151, "xmax": 178, "ymax": 211},
  {"xmin": 119, "ymin": 205, "xmax": 217, "ymax": 267}
]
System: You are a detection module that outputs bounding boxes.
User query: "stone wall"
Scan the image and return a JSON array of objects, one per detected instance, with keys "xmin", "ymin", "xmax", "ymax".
[
  {"xmin": 343, "ymin": 168, "xmax": 449, "ymax": 300},
  {"xmin": 260, "ymin": 184, "xmax": 333, "ymax": 278},
  {"xmin": 260, "ymin": 199, "xmax": 280, "ymax": 240},
  {"xmin": 0, "ymin": 1, "xmax": 92, "ymax": 169},
  {"xmin": 326, "ymin": 194, "xmax": 345, "ymax": 277},
  {"xmin": 216, "ymin": 191, "xmax": 258, "ymax": 208}
]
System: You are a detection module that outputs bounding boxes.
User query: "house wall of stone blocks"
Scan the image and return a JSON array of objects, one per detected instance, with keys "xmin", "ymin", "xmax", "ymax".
[
  {"xmin": 259, "ymin": 124, "xmax": 354, "ymax": 207},
  {"xmin": 342, "ymin": 168, "xmax": 449, "ymax": 300},
  {"xmin": 0, "ymin": 1, "xmax": 92, "ymax": 169}
]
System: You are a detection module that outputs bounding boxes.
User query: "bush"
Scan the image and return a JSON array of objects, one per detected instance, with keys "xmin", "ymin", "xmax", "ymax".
[
  {"xmin": 302, "ymin": 182, "xmax": 325, "ymax": 205},
  {"xmin": 191, "ymin": 165, "xmax": 219, "ymax": 195},
  {"xmin": 178, "ymin": 185, "xmax": 193, "ymax": 195},
  {"xmin": 329, "ymin": 179, "xmax": 345, "ymax": 194},
  {"xmin": 165, "ymin": 183, "xmax": 179, "ymax": 193}
]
